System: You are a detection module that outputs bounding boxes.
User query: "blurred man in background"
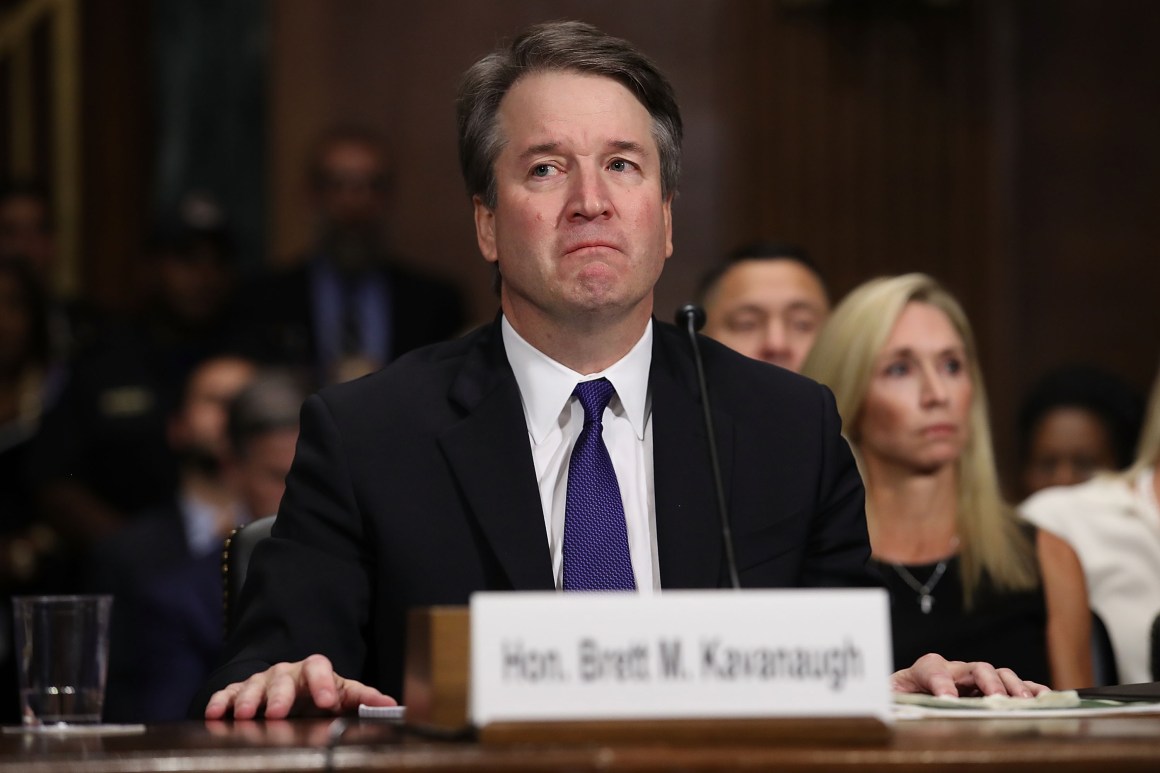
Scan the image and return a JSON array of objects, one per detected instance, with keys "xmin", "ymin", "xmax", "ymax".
[
  {"xmin": 700, "ymin": 241, "xmax": 829, "ymax": 373},
  {"xmin": 29, "ymin": 192, "xmax": 242, "ymax": 547},
  {"xmin": 89, "ymin": 362, "xmax": 305, "ymax": 721},
  {"xmin": 241, "ymin": 127, "xmax": 466, "ymax": 385}
]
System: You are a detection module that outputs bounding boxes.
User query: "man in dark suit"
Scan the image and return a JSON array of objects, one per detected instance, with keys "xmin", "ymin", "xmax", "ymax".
[
  {"xmin": 91, "ymin": 363, "xmax": 304, "ymax": 721},
  {"xmin": 202, "ymin": 21, "xmax": 1046, "ymax": 720},
  {"xmin": 239, "ymin": 127, "xmax": 465, "ymax": 386},
  {"xmin": 88, "ymin": 354, "xmax": 256, "ymax": 721}
]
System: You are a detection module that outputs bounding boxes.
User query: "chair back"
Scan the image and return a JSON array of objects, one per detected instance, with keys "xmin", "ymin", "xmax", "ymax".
[
  {"xmin": 222, "ymin": 514, "xmax": 276, "ymax": 638},
  {"xmin": 1152, "ymin": 611, "xmax": 1160, "ymax": 681},
  {"xmin": 1091, "ymin": 610, "xmax": 1119, "ymax": 687}
]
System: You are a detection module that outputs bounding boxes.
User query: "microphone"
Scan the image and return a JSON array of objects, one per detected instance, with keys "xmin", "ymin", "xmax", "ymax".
[
  {"xmin": 675, "ymin": 303, "xmax": 706, "ymax": 332},
  {"xmin": 674, "ymin": 304, "xmax": 741, "ymax": 590}
]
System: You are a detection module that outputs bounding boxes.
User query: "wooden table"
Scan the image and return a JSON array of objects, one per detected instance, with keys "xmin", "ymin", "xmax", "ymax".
[{"xmin": 3, "ymin": 713, "xmax": 1160, "ymax": 772}]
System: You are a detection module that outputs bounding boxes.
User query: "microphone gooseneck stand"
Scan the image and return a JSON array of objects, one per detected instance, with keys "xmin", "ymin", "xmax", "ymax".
[{"xmin": 674, "ymin": 304, "xmax": 741, "ymax": 590}]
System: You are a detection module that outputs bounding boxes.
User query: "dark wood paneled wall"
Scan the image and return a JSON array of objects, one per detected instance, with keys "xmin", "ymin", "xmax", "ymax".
[
  {"xmin": 78, "ymin": 0, "xmax": 152, "ymax": 312},
  {"xmin": 1012, "ymin": 0, "xmax": 1160, "ymax": 398}
]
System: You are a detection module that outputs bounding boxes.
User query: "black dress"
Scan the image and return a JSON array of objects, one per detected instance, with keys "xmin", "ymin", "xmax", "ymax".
[{"xmin": 871, "ymin": 553, "xmax": 1051, "ymax": 686}]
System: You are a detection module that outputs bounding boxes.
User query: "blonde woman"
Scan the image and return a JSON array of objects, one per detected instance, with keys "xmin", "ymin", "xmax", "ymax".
[
  {"xmin": 1022, "ymin": 367, "xmax": 1160, "ymax": 683},
  {"xmin": 802, "ymin": 273, "xmax": 1091, "ymax": 688}
]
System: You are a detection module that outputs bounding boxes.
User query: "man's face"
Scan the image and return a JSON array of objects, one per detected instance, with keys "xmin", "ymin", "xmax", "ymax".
[
  {"xmin": 169, "ymin": 358, "xmax": 256, "ymax": 463},
  {"xmin": 702, "ymin": 259, "xmax": 829, "ymax": 372},
  {"xmin": 314, "ymin": 140, "xmax": 388, "ymax": 231},
  {"xmin": 155, "ymin": 244, "xmax": 236, "ymax": 328},
  {"xmin": 0, "ymin": 195, "xmax": 55, "ymax": 280},
  {"xmin": 473, "ymin": 71, "xmax": 673, "ymax": 332},
  {"xmin": 232, "ymin": 427, "xmax": 298, "ymax": 519}
]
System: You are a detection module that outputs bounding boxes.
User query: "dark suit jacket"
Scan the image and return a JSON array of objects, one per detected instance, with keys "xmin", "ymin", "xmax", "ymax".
[
  {"xmin": 87, "ymin": 504, "xmax": 221, "ymax": 722},
  {"xmin": 133, "ymin": 551, "xmax": 224, "ymax": 721},
  {"xmin": 236, "ymin": 260, "xmax": 465, "ymax": 383},
  {"xmin": 201, "ymin": 318, "xmax": 873, "ymax": 703}
]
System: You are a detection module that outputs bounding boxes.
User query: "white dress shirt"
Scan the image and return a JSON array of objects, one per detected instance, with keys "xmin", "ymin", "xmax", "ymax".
[{"xmin": 502, "ymin": 316, "xmax": 659, "ymax": 591}]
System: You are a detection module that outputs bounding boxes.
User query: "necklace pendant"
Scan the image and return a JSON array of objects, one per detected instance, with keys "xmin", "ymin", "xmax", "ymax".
[{"xmin": 920, "ymin": 594, "xmax": 934, "ymax": 614}]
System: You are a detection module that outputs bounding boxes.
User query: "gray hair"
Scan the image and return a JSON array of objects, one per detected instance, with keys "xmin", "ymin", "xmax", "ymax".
[
  {"xmin": 456, "ymin": 20, "xmax": 683, "ymax": 209},
  {"xmin": 227, "ymin": 371, "xmax": 307, "ymax": 456}
]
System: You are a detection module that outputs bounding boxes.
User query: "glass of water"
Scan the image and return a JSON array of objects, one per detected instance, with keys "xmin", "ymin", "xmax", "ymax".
[{"xmin": 12, "ymin": 595, "xmax": 113, "ymax": 726}]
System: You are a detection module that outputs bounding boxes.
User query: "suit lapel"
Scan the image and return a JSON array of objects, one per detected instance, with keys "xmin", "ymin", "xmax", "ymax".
[
  {"xmin": 651, "ymin": 324, "xmax": 735, "ymax": 589},
  {"xmin": 437, "ymin": 321, "xmax": 555, "ymax": 591}
]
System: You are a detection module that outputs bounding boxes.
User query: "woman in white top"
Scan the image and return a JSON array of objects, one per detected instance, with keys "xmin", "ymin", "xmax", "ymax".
[
  {"xmin": 803, "ymin": 273, "xmax": 1092, "ymax": 688},
  {"xmin": 1022, "ymin": 368, "xmax": 1160, "ymax": 684}
]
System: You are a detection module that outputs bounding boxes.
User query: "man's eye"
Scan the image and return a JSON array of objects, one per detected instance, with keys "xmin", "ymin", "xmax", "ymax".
[
  {"xmin": 788, "ymin": 317, "xmax": 818, "ymax": 334},
  {"xmin": 531, "ymin": 164, "xmax": 555, "ymax": 178},
  {"xmin": 609, "ymin": 159, "xmax": 629, "ymax": 172},
  {"xmin": 726, "ymin": 315, "xmax": 761, "ymax": 333}
]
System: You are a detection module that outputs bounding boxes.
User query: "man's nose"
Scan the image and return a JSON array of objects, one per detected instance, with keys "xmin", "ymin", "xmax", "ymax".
[
  {"xmin": 567, "ymin": 166, "xmax": 612, "ymax": 220},
  {"xmin": 759, "ymin": 320, "xmax": 791, "ymax": 362}
]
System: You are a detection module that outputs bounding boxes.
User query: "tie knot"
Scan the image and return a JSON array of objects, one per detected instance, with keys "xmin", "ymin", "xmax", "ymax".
[{"xmin": 573, "ymin": 378, "xmax": 615, "ymax": 424}]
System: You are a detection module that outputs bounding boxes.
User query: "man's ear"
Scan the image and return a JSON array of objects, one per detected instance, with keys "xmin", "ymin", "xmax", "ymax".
[
  {"xmin": 473, "ymin": 195, "xmax": 498, "ymax": 265},
  {"xmin": 662, "ymin": 194, "xmax": 674, "ymax": 260}
]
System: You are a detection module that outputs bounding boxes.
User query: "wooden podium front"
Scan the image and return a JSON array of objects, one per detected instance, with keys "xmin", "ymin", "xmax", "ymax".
[{"xmin": 402, "ymin": 606, "xmax": 891, "ymax": 745}]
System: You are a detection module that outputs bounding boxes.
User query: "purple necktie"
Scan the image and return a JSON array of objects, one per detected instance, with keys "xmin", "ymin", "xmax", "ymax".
[{"xmin": 562, "ymin": 378, "xmax": 637, "ymax": 591}]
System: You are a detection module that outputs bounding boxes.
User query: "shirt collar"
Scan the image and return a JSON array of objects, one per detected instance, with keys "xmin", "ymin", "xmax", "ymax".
[
  {"xmin": 179, "ymin": 490, "xmax": 223, "ymax": 558},
  {"xmin": 179, "ymin": 489, "xmax": 246, "ymax": 559},
  {"xmin": 502, "ymin": 316, "xmax": 652, "ymax": 444}
]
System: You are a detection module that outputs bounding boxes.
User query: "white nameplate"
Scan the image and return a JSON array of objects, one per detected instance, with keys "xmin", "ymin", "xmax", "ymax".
[{"xmin": 469, "ymin": 589, "xmax": 892, "ymax": 725}]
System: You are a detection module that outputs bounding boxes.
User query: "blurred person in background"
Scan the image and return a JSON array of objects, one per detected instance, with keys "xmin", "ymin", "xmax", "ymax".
[
  {"xmin": 1018, "ymin": 364, "xmax": 1143, "ymax": 499},
  {"xmin": 28, "ymin": 192, "xmax": 242, "ymax": 547},
  {"xmin": 85, "ymin": 354, "xmax": 264, "ymax": 721},
  {"xmin": 699, "ymin": 240, "xmax": 829, "ymax": 373},
  {"xmin": 0, "ymin": 258, "xmax": 68, "ymax": 724},
  {"xmin": 803, "ymin": 273, "xmax": 1092, "ymax": 688},
  {"xmin": 240, "ymin": 127, "xmax": 466, "ymax": 386},
  {"xmin": 0, "ymin": 181, "xmax": 56, "ymax": 286},
  {"xmin": 148, "ymin": 369, "xmax": 303, "ymax": 721},
  {"xmin": 0, "ymin": 259, "xmax": 64, "ymax": 586},
  {"xmin": 0, "ymin": 179, "xmax": 98, "ymax": 359},
  {"xmin": 1022, "ymin": 366, "xmax": 1160, "ymax": 684}
]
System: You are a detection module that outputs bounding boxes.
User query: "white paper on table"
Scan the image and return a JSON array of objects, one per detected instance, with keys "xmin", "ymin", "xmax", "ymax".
[{"xmin": 893, "ymin": 690, "xmax": 1160, "ymax": 720}]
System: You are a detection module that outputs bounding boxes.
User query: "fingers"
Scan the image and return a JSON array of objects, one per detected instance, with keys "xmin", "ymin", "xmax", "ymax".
[
  {"xmin": 202, "ymin": 657, "xmax": 398, "ymax": 720},
  {"xmin": 890, "ymin": 653, "xmax": 952, "ymax": 696},
  {"xmin": 1024, "ymin": 680, "xmax": 1051, "ymax": 696},
  {"xmin": 203, "ymin": 656, "xmax": 338, "ymax": 720},
  {"xmin": 204, "ymin": 684, "xmax": 241, "ymax": 719},
  {"xmin": 954, "ymin": 661, "xmax": 1001, "ymax": 696},
  {"xmin": 918, "ymin": 653, "xmax": 960, "ymax": 697},
  {"xmin": 993, "ymin": 667, "xmax": 1034, "ymax": 698},
  {"xmin": 301, "ymin": 654, "xmax": 342, "ymax": 714},
  {"xmin": 336, "ymin": 680, "xmax": 398, "ymax": 712},
  {"xmin": 955, "ymin": 664, "xmax": 1035, "ymax": 698},
  {"xmin": 263, "ymin": 659, "xmax": 316, "ymax": 719},
  {"xmin": 233, "ymin": 666, "xmax": 286, "ymax": 720},
  {"xmin": 892, "ymin": 654, "xmax": 1048, "ymax": 698}
]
